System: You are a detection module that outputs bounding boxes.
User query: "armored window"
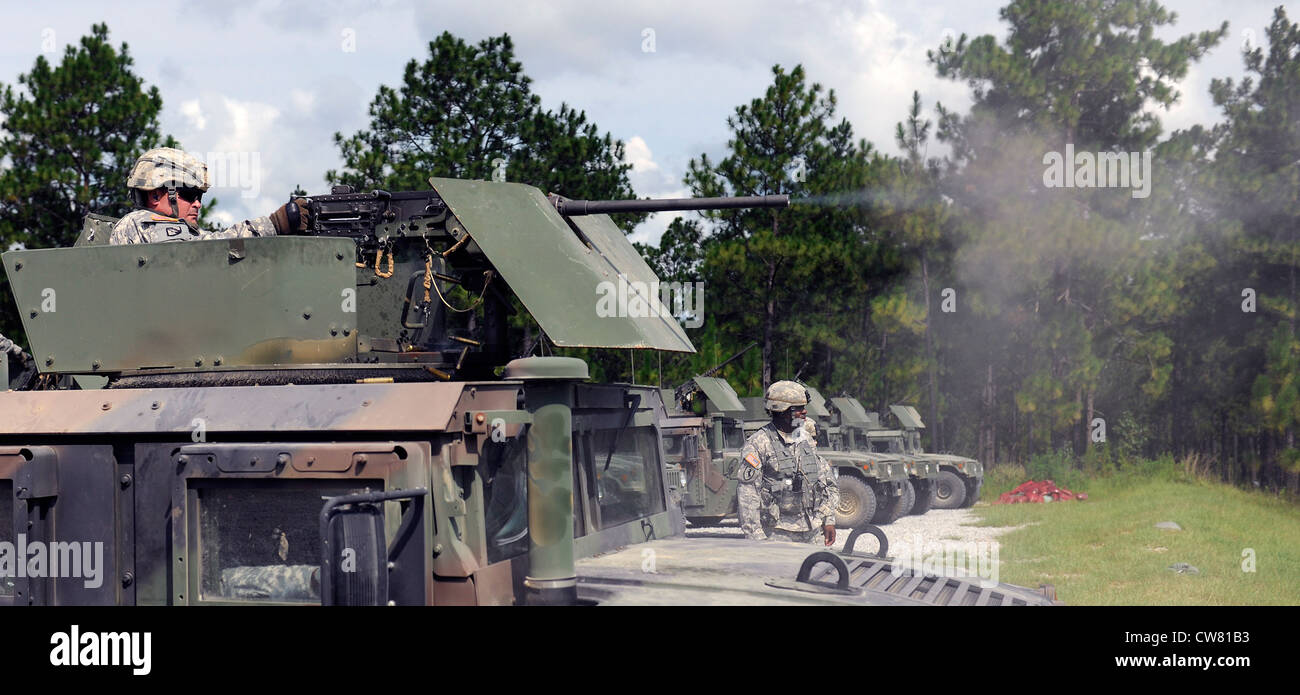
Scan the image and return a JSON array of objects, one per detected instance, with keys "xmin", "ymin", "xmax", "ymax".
[
  {"xmin": 573, "ymin": 449, "xmax": 586, "ymax": 538},
  {"xmin": 0, "ymin": 481, "xmax": 11, "ymax": 597},
  {"xmin": 481, "ymin": 434, "xmax": 529, "ymax": 564},
  {"xmin": 588, "ymin": 426, "xmax": 665, "ymax": 529},
  {"xmin": 661, "ymin": 433, "xmax": 686, "ymax": 461},
  {"xmin": 722, "ymin": 421, "xmax": 745, "ymax": 450},
  {"xmin": 198, "ymin": 482, "xmax": 372, "ymax": 603},
  {"xmin": 870, "ymin": 438, "xmax": 890, "ymax": 454}
]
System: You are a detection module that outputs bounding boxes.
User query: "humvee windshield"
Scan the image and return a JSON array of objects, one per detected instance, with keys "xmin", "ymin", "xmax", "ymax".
[
  {"xmin": 198, "ymin": 482, "xmax": 374, "ymax": 603},
  {"xmin": 707, "ymin": 420, "xmax": 746, "ymax": 451},
  {"xmin": 661, "ymin": 433, "xmax": 691, "ymax": 462},
  {"xmin": 869, "ymin": 436, "xmax": 904, "ymax": 454},
  {"xmin": 723, "ymin": 420, "xmax": 745, "ymax": 449},
  {"xmin": 482, "ymin": 434, "xmax": 530, "ymax": 564},
  {"xmin": 906, "ymin": 431, "xmax": 922, "ymax": 453},
  {"xmin": 584, "ymin": 426, "xmax": 665, "ymax": 530}
]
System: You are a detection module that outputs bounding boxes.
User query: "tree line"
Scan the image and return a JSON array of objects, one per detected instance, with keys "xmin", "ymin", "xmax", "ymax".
[{"xmin": 0, "ymin": 4, "xmax": 1296, "ymax": 493}]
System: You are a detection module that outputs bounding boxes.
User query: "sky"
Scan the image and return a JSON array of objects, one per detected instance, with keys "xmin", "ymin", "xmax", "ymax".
[{"xmin": 0, "ymin": 0, "xmax": 1287, "ymax": 244}]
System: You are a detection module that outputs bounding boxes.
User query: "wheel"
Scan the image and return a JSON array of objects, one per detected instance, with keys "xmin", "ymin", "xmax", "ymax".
[
  {"xmin": 686, "ymin": 516, "xmax": 726, "ymax": 527},
  {"xmin": 834, "ymin": 475, "xmax": 877, "ymax": 529},
  {"xmin": 894, "ymin": 480, "xmax": 915, "ymax": 522},
  {"xmin": 874, "ymin": 480, "xmax": 913, "ymax": 525},
  {"xmin": 869, "ymin": 482, "xmax": 893, "ymax": 524},
  {"xmin": 931, "ymin": 470, "xmax": 967, "ymax": 509},
  {"xmin": 960, "ymin": 479, "xmax": 981, "ymax": 508},
  {"xmin": 910, "ymin": 478, "xmax": 934, "ymax": 515}
]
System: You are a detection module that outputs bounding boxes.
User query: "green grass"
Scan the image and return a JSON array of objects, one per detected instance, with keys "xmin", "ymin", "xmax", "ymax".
[{"xmin": 970, "ymin": 466, "xmax": 1300, "ymax": 605}]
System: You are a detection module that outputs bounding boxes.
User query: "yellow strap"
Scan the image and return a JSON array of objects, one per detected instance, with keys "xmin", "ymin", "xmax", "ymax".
[
  {"xmin": 374, "ymin": 247, "xmax": 394, "ymax": 279},
  {"xmin": 423, "ymin": 254, "xmax": 433, "ymax": 303}
]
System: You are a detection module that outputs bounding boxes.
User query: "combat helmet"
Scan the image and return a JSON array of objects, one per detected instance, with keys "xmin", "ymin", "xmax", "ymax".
[
  {"xmin": 764, "ymin": 380, "xmax": 809, "ymax": 413},
  {"xmin": 126, "ymin": 147, "xmax": 210, "ymax": 217}
]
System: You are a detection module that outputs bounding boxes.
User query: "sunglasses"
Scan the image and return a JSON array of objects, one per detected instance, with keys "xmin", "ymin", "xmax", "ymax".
[{"xmin": 176, "ymin": 187, "xmax": 203, "ymax": 204}]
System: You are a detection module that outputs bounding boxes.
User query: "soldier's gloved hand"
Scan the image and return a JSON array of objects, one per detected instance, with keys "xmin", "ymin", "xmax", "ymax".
[
  {"xmin": 823, "ymin": 523, "xmax": 835, "ymax": 546},
  {"xmin": 269, "ymin": 198, "xmax": 313, "ymax": 235}
]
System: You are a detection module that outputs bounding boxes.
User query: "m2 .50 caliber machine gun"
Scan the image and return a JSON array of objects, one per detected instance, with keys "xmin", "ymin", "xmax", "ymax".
[
  {"xmin": 293, "ymin": 184, "xmax": 785, "ymax": 378},
  {"xmin": 672, "ymin": 341, "xmax": 758, "ymax": 412}
]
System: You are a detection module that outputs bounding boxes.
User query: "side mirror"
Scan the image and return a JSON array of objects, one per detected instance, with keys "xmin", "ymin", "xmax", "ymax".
[{"xmin": 319, "ymin": 488, "xmax": 427, "ymax": 606}]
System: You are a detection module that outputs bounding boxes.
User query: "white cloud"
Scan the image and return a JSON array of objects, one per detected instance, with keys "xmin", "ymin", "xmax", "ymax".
[
  {"xmin": 290, "ymin": 89, "xmax": 316, "ymax": 115},
  {"xmin": 624, "ymin": 135, "xmax": 659, "ymax": 173},
  {"xmin": 0, "ymin": 0, "xmax": 1262, "ymax": 231},
  {"xmin": 179, "ymin": 99, "xmax": 206, "ymax": 131},
  {"xmin": 213, "ymin": 97, "xmax": 279, "ymax": 154}
]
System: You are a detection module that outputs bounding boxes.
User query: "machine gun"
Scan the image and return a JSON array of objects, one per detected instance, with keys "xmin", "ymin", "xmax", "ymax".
[
  {"xmin": 672, "ymin": 341, "xmax": 758, "ymax": 410},
  {"xmin": 298, "ymin": 186, "xmax": 787, "ymax": 243},
  {"xmin": 288, "ymin": 185, "xmax": 784, "ymax": 374}
]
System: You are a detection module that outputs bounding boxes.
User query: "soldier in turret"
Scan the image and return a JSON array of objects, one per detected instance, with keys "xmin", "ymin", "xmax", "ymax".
[
  {"xmin": 736, "ymin": 380, "xmax": 839, "ymax": 544},
  {"xmin": 108, "ymin": 148, "xmax": 311, "ymax": 244}
]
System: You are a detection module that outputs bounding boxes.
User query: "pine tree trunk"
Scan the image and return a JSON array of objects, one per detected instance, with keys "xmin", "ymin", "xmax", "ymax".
[
  {"xmin": 762, "ymin": 260, "xmax": 775, "ymax": 389},
  {"xmin": 922, "ymin": 251, "xmax": 939, "ymax": 449},
  {"xmin": 982, "ymin": 362, "xmax": 996, "ymax": 464},
  {"xmin": 1086, "ymin": 389, "xmax": 1095, "ymax": 455},
  {"xmin": 1076, "ymin": 387, "xmax": 1085, "ymax": 454},
  {"xmin": 881, "ymin": 332, "xmax": 889, "ymax": 408}
]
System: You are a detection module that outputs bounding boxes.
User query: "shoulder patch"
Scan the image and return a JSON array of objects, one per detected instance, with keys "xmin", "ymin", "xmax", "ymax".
[{"xmin": 745, "ymin": 452, "xmax": 761, "ymax": 468}]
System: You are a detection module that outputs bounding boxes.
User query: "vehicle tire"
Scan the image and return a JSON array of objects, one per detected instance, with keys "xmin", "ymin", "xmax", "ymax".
[
  {"xmin": 960, "ymin": 479, "xmax": 981, "ymax": 508},
  {"xmin": 834, "ymin": 475, "xmax": 877, "ymax": 530},
  {"xmin": 874, "ymin": 480, "xmax": 913, "ymax": 525},
  {"xmin": 686, "ymin": 516, "xmax": 726, "ymax": 527},
  {"xmin": 895, "ymin": 480, "xmax": 915, "ymax": 522},
  {"xmin": 910, "ymin": 479, "xmax": 934, "ymax": 515},
  {"xmin": 869, "ymin": 482, "xmax": 894, "ymax": 524},
  {"xmin": 931, "ymin": 470, "xmax": 966, "ymax": 509}
]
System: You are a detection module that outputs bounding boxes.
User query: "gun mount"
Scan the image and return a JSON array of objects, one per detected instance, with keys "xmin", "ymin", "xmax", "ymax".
[
  {"xmin": 4, "ymin": 180, "xmax": 801, "ymax": 388},
  {"xmin": 672, "ymin": 341, "xmax": 757, "ymax": 411}
]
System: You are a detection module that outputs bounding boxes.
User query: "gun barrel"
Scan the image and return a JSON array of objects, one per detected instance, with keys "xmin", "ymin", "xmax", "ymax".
[{"xmin": 552, "ymin": 195, "xmax": 789, "ymax": 216}]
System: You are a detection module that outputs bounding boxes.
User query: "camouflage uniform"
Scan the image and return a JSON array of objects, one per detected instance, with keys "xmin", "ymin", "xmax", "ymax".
[
  {"xmin": 107, "ymin": 147, "xmax": 279, "ymax": 245},
  {"xmin": 737, "ymin": 383, "xmax": 839, "ymax": 543},
  {"xmin": 220, "ymin": 564, "xmax": 320, "ymax": 602},
  {"xmin": 109, "ymin": 209, "xmax": 276, "ymax": 244}
]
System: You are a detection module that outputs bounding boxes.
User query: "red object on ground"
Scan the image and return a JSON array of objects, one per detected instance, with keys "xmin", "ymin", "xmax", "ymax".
[{"xmin": 995, "ymin": 479, "xmax": 1088, "ymax": 504}]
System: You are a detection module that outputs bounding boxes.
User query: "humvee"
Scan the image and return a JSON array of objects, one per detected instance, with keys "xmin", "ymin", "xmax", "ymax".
[{"xmin": 0, "ymin": 179, "xmax": 1026, "ymax": 605}]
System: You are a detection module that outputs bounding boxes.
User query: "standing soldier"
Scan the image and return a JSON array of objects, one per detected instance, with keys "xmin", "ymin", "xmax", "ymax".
[
  {"xmin": 737, "ymin": 380, "xmax": 839, "ymax": 544},
  {"xmin": 108, "ymin": 148, "xmax": 311, "ymax": 244}
]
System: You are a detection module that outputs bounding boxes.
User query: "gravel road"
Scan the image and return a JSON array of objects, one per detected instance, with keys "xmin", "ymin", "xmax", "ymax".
[{"xmin": 686, "ymin": 505, "xmax": 1023, "ymax": 560}]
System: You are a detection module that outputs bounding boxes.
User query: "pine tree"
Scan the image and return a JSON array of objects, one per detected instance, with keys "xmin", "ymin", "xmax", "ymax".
[
  {"xmin": 0, "ymin": 23, "xmax": 176, "ymax": 345},
  {"xmin": 328, "ymin": 32, "xmax": 640, "ymax": 230},
  {"xmin": 684, "ymin": 64, "xmax": 886, "ymax": 388},
  {"xmin": 929, "ymin": 0, "xmax": 1226, "ymax": 460}
]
